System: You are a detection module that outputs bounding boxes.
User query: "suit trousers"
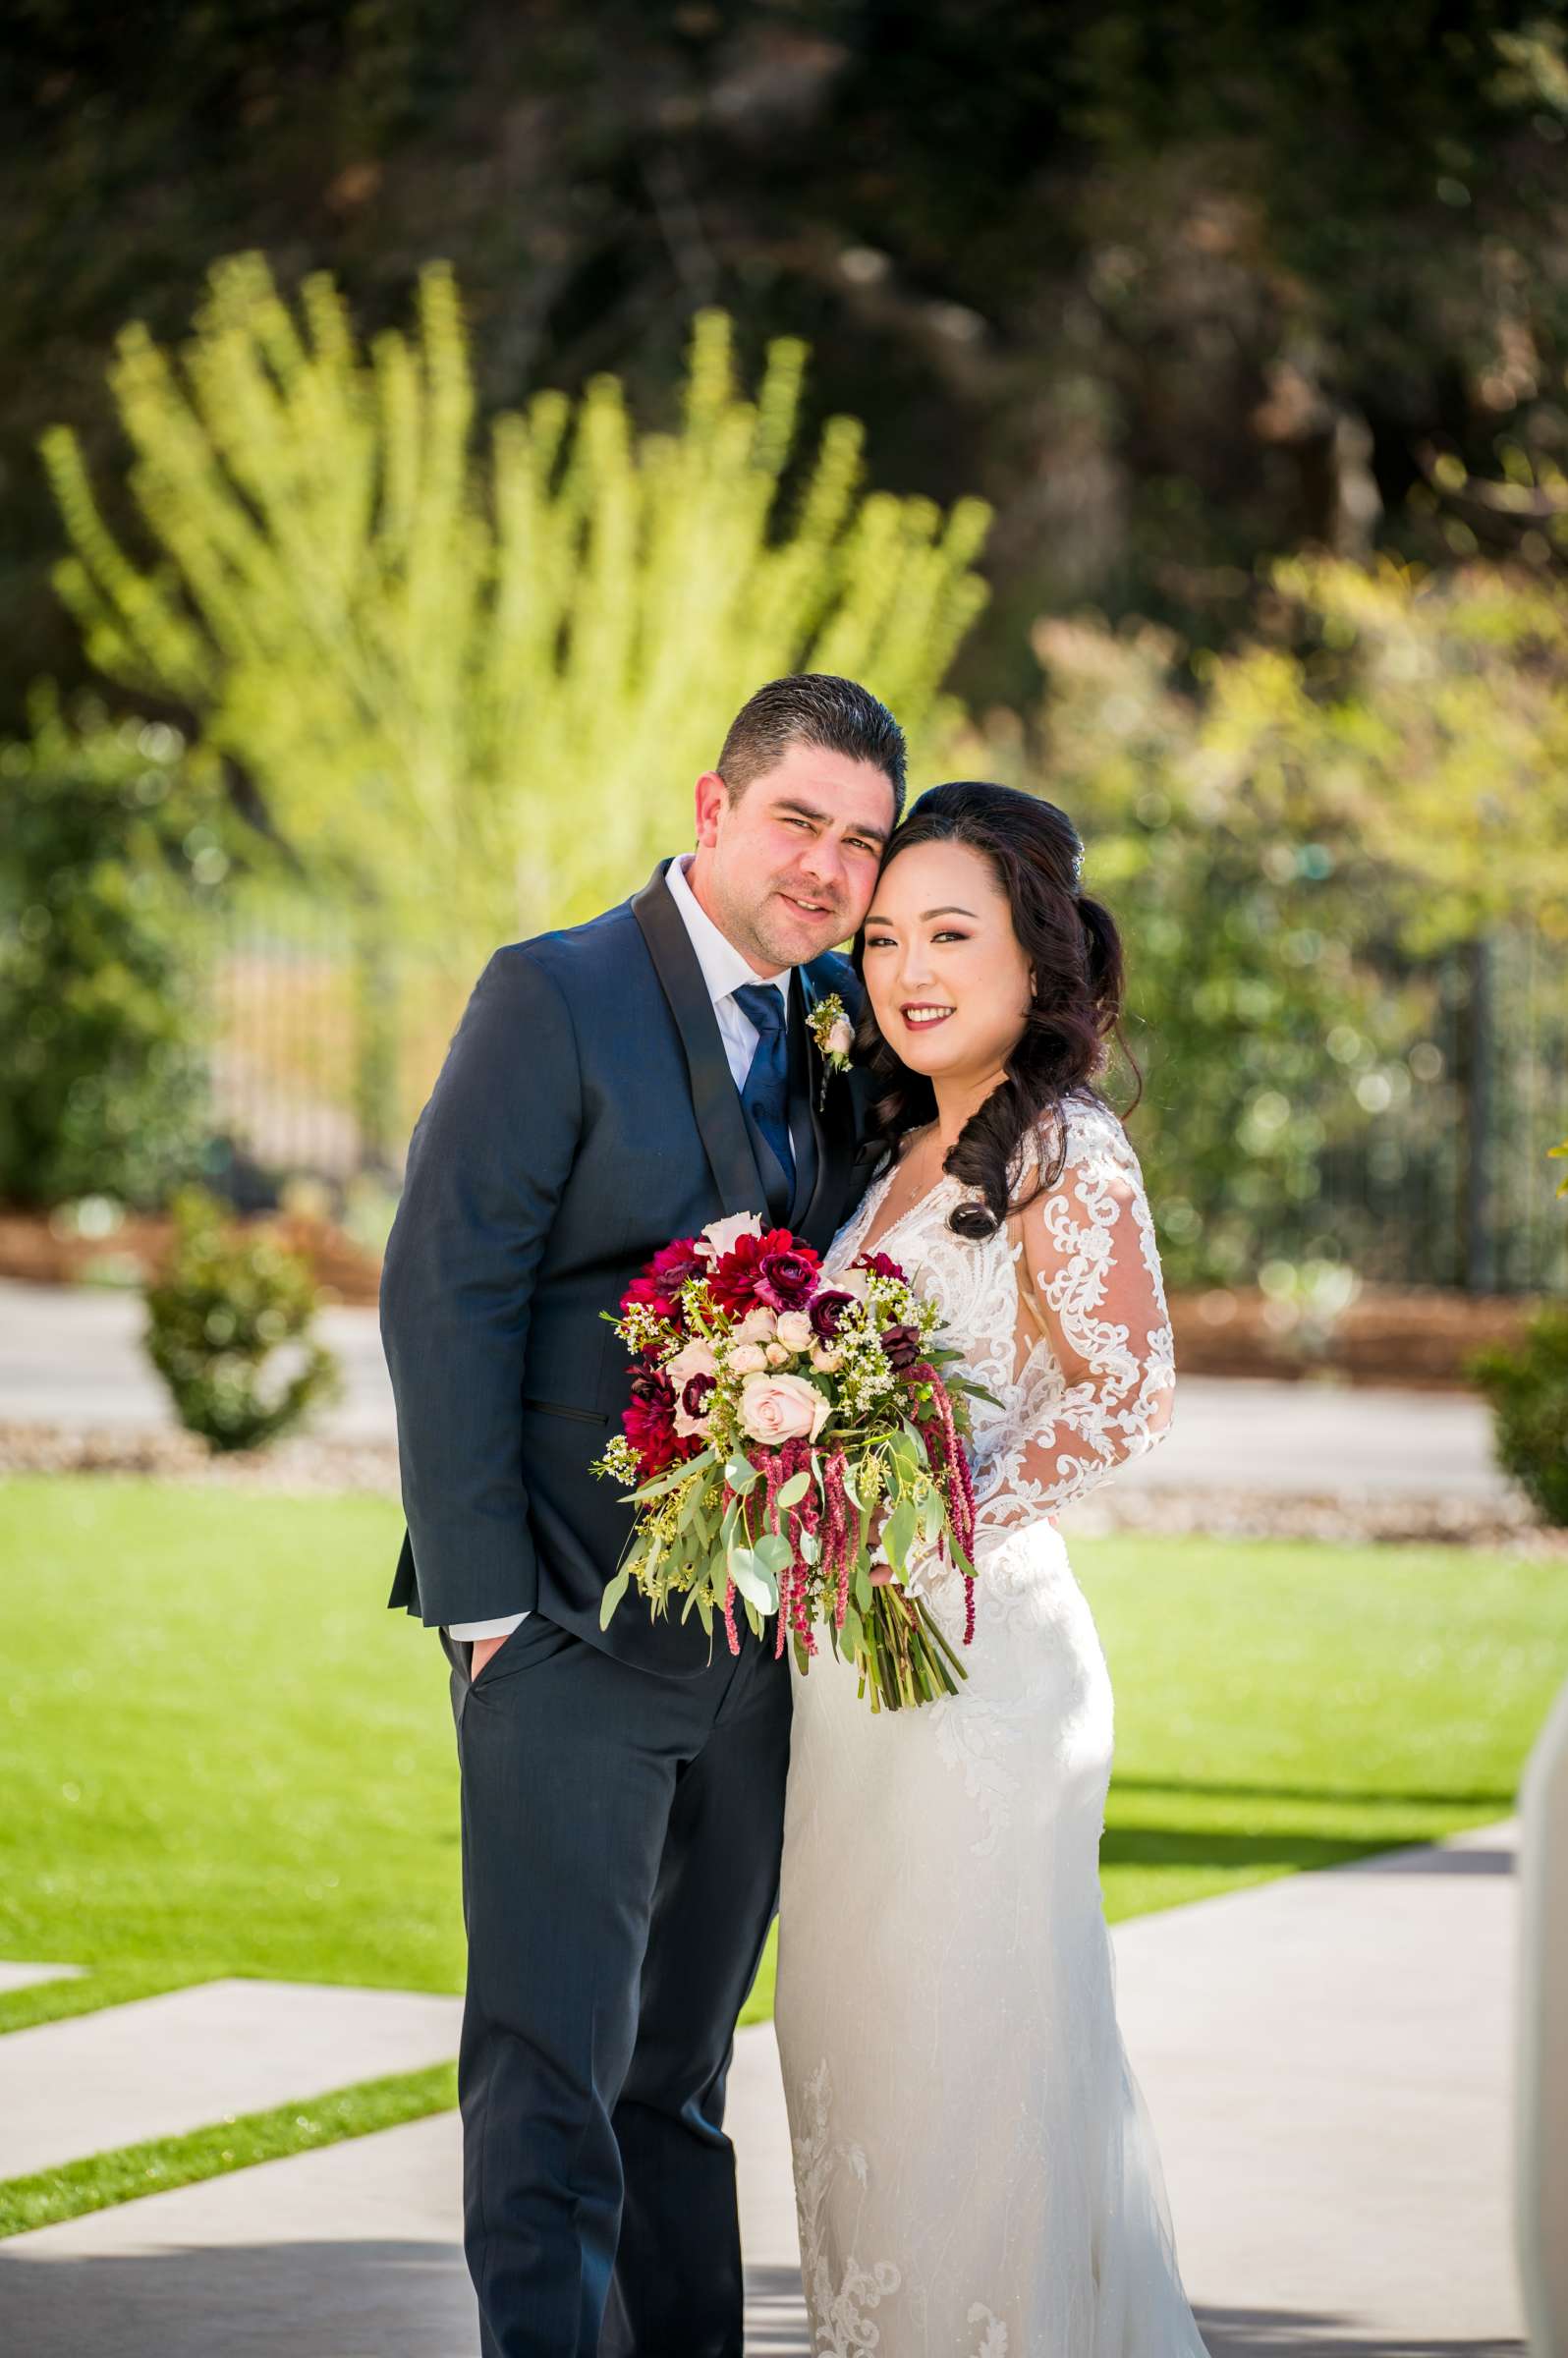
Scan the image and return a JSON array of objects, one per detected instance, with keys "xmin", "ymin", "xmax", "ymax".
[{"xmin": 438, "ymin": 1609, "xmax": 792, "ymax": 2358}]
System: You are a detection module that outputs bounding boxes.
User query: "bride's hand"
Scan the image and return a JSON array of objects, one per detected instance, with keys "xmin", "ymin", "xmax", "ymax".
[{"xmin": 867, "ymin": 1501, "xmax": 897, "ymax": 1586}]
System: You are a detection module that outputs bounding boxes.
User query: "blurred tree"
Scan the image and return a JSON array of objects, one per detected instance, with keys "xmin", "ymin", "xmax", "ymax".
[
  {"xmin": 39, "ymin": 256, "xmax": 990, "ymax": 969},
  {"xmin": 1022, "ymin": 549, "xmax": 1568, "ymax": 1286},
  {"xmin": 0, "ymin": 689, "xmax": 230, "ymax": 1207},
  {"xmin": 6, "ymin": 3, "xmax": 1568, "ymax": 728}
]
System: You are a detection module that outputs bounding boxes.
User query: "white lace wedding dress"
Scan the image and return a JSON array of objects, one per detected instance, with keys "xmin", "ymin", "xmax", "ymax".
[{"xmin": 774, "ymin": 1089, "xmax": 1208, "ymax": 2357}]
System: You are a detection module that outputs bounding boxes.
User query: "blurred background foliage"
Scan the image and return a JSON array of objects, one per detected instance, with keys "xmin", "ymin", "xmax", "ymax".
[
  {"xmin": 1, "ymin": 0, "xmax": 1565, "ymax": 1302},
  {"xmin": 0, "ymin": 689, "xmax": 234, "ymax": 1207}
]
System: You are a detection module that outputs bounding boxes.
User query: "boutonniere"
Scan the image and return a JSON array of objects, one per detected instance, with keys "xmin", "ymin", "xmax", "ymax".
[{"xmin": 807, "ymin": 992, "xmax": 855, "ymax": 1109}]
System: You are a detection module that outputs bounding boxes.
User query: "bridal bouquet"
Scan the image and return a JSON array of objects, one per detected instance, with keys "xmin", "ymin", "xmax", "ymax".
[{"xmin": 592, "ymin": 1213, "xmax": 985, "ymax": 1712}]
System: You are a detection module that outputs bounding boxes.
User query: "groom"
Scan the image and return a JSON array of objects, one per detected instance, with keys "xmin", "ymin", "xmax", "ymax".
[{"xmin": 379, "ymin": 673, "xmax": 904, "ymax": 2357}]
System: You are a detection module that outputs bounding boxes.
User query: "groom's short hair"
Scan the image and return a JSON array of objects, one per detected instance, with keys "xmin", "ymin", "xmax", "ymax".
[{"xmin": 716, "ymin": 674, "xmax": 908, "ymax": 821}]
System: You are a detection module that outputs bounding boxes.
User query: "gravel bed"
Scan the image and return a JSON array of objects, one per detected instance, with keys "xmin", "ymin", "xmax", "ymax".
[{"xmin": 1, "ymin": 1421, "xmax": 1561, "ymax": 1555}]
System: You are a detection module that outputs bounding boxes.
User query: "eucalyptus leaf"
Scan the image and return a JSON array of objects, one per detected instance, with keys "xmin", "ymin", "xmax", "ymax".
[
  {"xmin": 724, "ymin": 1456, "xmax": 760, "ymax": 1493},
  {"xmin": 752, "ymin": 1532, "xmax": 795, "ymax": 1577},
  {"xmin": 631, "ymin": 1446, "xmax": 716, "ymax": 1502},
  {"xmin": 776, "ymin": 1468, "xmax": 812, "ymax": 1509},
  {"xmin": 728, "ymin": 1547, "xmax": 780, "ymax": 1612}
]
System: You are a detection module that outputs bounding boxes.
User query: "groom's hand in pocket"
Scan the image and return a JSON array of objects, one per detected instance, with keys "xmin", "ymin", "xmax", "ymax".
[{"xmin": 471, "ymin": 1632, "xmax": 510, "ymax": 1677}]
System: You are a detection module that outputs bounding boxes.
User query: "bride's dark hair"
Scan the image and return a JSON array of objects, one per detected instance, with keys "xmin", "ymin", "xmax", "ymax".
[{"xmin": 852, "ymin": 780, "xmax": 1140, "ymax": 1242}]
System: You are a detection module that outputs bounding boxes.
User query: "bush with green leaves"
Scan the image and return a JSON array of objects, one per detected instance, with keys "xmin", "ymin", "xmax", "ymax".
[
  {"xmin": 42, "ymin": 258, "xmax": 991, "ymax": 972},
  {"xmin": 0, "ymin": 689, "xmax": 227, "ymax": 1207},
  {"xmin": 143, "ymin": 1187, "xmax": 342, "ymax": 1451},
  {"xmin": 1469, "ymin": 1311, "xmax": 1568, "ymax": 1528},
  {"xmin": 1011, "ymin": 559, "xmax": 1568, "ymax": 1289}
]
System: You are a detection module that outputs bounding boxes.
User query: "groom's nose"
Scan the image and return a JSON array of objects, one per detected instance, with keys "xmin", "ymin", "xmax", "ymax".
[{"xmin": 794, "ymin": 833, "xmax": 846, "ymax": 901}]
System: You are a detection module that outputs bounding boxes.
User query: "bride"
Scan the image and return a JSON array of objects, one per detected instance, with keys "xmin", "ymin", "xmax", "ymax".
[{"xmin": 774, "ymin": 781, "xmax": 1208, "ymax": 2356}]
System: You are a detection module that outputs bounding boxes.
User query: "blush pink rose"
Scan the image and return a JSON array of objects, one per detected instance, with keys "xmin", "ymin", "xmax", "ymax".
[
  {"xmin": 665, "ymin": 1339, "xmax": 718, "ymax": 1391},
  {"xmin": 739, "ymin": 1372, "xmax": 830, "ymax": 1445},
  {"xmin": 827, "ymin": 1017, "xmax": 854, "ymax": 1059},
  {"xmin": 734, "ymin": 1306, "xmax": 778, "ymax": 1342},
  {"xmin": 774, "ymin": 1311, "xmax": 814, "ymax": 1353},
  {"xmin": 729, "ymin": 1341, "xmax": 768, "ymax": 1375}
]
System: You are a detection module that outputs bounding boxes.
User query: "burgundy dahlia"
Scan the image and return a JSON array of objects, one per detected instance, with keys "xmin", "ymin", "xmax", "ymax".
[
  {"xmin": 706, "ymin": 1227, "xmax": 802, "ymax": 1316},
  {"xmin": 649, "ymin": 1236, "xmax": 706, "ymax": 1296}
]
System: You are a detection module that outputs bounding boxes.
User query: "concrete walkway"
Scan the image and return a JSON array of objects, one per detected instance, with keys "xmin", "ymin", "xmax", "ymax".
[
  {"xmin": 0, "ymin": 1980, "xmax": 462, "ymax": 2182},
  {"xmin": 0, "ymin": 1820, "xmax": 1526, "ymax": 2355},
  {"xmin": 0, "ymin": 1275, "xmax": 1513, "ymax": 1500}
]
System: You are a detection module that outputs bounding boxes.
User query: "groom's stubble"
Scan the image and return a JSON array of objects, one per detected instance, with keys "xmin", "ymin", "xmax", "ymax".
[{"xmin": 688, "ymin": 739, "xmax": 896, "ymax": 975}]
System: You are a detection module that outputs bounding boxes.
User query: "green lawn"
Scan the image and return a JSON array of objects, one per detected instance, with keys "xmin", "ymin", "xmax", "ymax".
[{"xmin": 3, "ymin": 1475, "xmax": 1565, "ymax": 2050}]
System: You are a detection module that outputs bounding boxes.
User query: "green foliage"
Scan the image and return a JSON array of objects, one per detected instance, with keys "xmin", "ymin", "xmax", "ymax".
[
  {"xmin": 143, "ymin": 1187, "xmax": 342, "ymax": 1451},
  {"xmin": 7, "ymin": 6, "xmax": 1568, "ymax": 732},
  {"xmin": 0, "ymin": 689, "xmax": 223, "ymax": 1207},
  {"xmin": 1017, "ymin": 554, "xmax": 1568, "ymax": 1285},
  {"xmin": 41, "ymin": 257, "xmax": 990, "ymax": 969},
  {"xmin": 1469, "ymin": 1309, "xmax": 1568, "ymax": 1527}
]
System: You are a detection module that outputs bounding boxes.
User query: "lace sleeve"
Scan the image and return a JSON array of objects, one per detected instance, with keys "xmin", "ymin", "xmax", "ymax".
[{"xmin": 973, "ymin": 1109, "xmax": 1175, "ymax": 1539}]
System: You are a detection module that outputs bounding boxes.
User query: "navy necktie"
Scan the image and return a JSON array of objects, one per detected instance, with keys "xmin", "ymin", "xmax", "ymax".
[{"xmin": 733, "ymin": 982, "xmax": 795, "ymax": 1211}]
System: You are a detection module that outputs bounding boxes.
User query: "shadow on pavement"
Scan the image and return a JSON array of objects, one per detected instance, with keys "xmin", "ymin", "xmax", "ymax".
[
  {"xmin": 1196, "ymin": 2305, "xmax": 1523, "ymax": 2357},
  {"xmin": 0, "ymin": 2239, "xmax": 808, "ymax": 2356}
]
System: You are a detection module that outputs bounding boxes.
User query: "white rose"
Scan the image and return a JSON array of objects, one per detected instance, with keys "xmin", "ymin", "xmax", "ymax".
[
  {"xmin": 774, "ymin": 1311, "xmax": 814, "ymax": 1353},
  {"xmin": 698, "ymin": 1210, "xmax": 765, "ymax": 1259}
]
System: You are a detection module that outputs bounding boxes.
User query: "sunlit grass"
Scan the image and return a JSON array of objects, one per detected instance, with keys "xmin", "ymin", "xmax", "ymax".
[{"xmin": 3, "ymin": 1476, "xmax": 1562, "ymax": 2046}]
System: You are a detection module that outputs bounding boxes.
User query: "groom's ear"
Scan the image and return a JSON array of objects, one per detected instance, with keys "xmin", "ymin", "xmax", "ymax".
[{"xmin": 694, "ymin": 769, "xmax": 729, "ymax": 845}]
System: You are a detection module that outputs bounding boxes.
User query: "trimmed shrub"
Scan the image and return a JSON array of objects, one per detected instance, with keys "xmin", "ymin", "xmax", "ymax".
[
  {"xmin": 1469, "ymin": 1309, "xmax": 1568, "ymax": 1527},
  {"xmin": 143, "ymin": 1187, "xmax": 342, "ymax": 1451}
]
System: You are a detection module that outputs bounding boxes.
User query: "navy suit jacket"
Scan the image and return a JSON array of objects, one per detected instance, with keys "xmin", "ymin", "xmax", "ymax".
[{"xmin": 379, "ymin": 861, "xmax": 878, "ymax": 1678}]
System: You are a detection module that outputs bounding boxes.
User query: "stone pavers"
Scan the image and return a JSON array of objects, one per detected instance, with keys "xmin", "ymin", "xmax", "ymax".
[
  {"xmin": 0, "ymin": 1978, "xmax": 461, "ymax": 2182},
  {"xmin": 0, "ymin": 1821, "xmax": 1528, "ymax": 2354}
]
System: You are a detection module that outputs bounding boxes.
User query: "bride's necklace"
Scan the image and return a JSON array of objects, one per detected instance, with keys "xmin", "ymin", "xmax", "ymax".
[{"xmin": 874, "ymin": 1121, "xmax": 950, "ymax": 1233}]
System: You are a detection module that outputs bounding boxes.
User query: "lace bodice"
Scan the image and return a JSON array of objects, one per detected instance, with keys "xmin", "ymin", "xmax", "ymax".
[{"xmin": 825, "ymin": 1090, "xmax": 1175, "ymax": 1544}]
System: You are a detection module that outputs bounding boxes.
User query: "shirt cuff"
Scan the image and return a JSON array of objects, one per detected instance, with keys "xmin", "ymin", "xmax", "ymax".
[{"xmin": 444, "ymin": 1610, "xmax": 531, "ymax": 1641}]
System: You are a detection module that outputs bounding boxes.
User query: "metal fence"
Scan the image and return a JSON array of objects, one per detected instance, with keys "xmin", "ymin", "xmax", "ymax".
[{"xmin": 205, "ymin": 890, "xmax": 1568, "ymax": 1294}]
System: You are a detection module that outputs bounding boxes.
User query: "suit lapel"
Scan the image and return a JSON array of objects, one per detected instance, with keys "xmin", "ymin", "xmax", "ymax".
[
  {"xmin": 797, "ymin": 958, "xmax": 859, "ymax": 1252},
  {"xmin": 632, "ymin": 863, "xmax": 771, "ymax": 1221}
]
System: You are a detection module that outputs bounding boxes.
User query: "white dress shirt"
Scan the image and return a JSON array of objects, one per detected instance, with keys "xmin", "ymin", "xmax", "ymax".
[{"xmin": 446, "ymin": 856, "xmax": 789, "ymax": 1643}]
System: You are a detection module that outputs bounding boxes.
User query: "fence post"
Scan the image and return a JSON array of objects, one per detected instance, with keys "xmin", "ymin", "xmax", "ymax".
[{"xmin": 1463, "ymin": 934, "xmax": 1497, "ymax": 1293}]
